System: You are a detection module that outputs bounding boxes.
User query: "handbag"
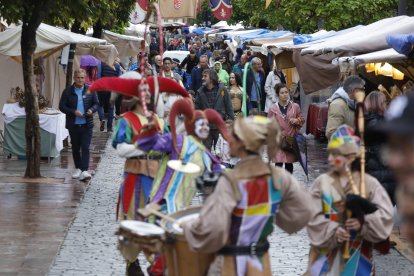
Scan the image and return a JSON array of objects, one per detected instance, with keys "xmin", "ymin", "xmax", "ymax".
[{"xmin": 280, "ymin": 136, "xmax": 295, "ymax": 152}]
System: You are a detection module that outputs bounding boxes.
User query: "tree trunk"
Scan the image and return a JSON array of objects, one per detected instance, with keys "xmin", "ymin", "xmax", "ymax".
[
  {"xmin": 398, "ymin": 0, "xmax": 407, "ymax": 15},
  {"xmin": 65, "ymin": 43, "xmax": 77, "ymax": 88},
  {"xmin": 21, "ymin": 20, "xmax": 41, "ymax": 177},
  {"xmin": 92, "ymin": 19, "xmax": 103, "ymax": 39}
]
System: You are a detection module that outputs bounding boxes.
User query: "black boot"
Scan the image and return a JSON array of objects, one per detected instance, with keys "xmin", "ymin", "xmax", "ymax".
[{"xmin": 127, "ymin": 259, "xmax": 145, "ymax": 276}]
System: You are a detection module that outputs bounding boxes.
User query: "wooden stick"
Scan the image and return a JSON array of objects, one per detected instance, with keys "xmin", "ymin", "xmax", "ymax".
[
  {"xmin": 345, "ymin": 166, "xmax": 359, "ymax": 195},
  {"xmin": 146, "ymin": 206, "xmax": 177, "ymax": 224},
  {"xmin": 343, "ymin": 209, "xmax": 352, "ymax": 259}
]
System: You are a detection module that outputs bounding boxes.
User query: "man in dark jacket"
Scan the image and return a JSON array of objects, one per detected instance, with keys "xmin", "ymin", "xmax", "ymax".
[
  {"xmin": 195, "ymin": 68, "xmax": 234, "ymax": 150},
  {"xmin": 59, "ymin": 69, "xmax": 99, "ymax": 181},
  {"xmin": 190, "ymin": 55, "xmax": 209, "ymax": 93},
  {"xmin": 245, "ymin": 57, "xmax": 266, "ymax": 113}
]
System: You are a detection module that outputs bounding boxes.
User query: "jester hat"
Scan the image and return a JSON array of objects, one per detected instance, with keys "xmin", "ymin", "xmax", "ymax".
[
  {"xmin": 328, "ymin": 124, "xmax": 361, "ymax": 156},
  {"xmin": 169, "ymin": 98, "xmax": 229, "ymax": 152},
  {"xmin": 89, "ymin": 71, "xmax": 189, "ymax": 99}
]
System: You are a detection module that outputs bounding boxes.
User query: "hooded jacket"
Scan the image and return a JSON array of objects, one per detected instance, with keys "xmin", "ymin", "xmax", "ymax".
[
  {"xmin": 325, "ymin": 87, "xmax": 355, "ymax": 139},
  {"xmin": 214, "ymin": 61, "xmax": 229, "ymax": 86}
]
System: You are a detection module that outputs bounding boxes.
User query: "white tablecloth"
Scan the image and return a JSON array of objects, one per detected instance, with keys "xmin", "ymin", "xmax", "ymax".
[{"xmin": 2, "ymin": 103, "xmax": 69, "ymax": 152}]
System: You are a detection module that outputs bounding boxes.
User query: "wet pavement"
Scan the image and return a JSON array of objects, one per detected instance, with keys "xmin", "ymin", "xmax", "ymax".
[
  {"xmin": 0, "ymin": 126, "xmax": 110, "ymax": 276},
  {"xmin": 1, "ymin": 129, "xmax": 413, "ymax": 275}
]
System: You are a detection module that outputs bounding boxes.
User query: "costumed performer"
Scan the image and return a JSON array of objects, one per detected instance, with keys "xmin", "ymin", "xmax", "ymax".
[
  {"xmin": 181, "ymin": 115, "xmax": 314, "ymax": 276},
  {"xmin": 306, "ymin": 125, "xmax": 393, "ymax": 275},
  {"xmin": 137, "ymin": 98, "xmax": 226, "ymax": 214},
  {"xmin": 89, "ymin": 72, "xmax": 189, "ymax": 275}
]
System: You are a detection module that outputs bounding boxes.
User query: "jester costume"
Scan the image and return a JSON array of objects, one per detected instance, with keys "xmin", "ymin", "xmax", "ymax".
[
  {"xmin": 183, "ymin": 116, "xmax": 313, "ymax": 276},
  {"xmin": 88, "ymin": 72, "xmax": 190, "ymax": 222},
  {"xmin": 138, "ymin": 132, "xmax": 221, "ymax": 213},
  {"xmin": 137, "ymin": 98, "xmax": 225, "ymax": 214},
  {"xmin": 306, "ymin": 125, "xmax": 393, "ymax": 275},
  {"xmin": 112, "ymin": 112, "xmax": 164, "ymax": 220}
]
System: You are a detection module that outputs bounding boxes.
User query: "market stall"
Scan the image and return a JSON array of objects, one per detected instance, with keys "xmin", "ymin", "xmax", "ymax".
[{"xmin": 2, "ymin": 103, "xmax": 68, "ymax": 158}]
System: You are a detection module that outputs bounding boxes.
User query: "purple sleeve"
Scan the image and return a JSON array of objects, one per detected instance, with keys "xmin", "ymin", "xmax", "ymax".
[
  {"xmin": 137, "ymin": 133, "xmax": 174, "ymax": 153},
  {"xmin": 206, "ymin": 150, "xmax": 223, "ymax": 173}
]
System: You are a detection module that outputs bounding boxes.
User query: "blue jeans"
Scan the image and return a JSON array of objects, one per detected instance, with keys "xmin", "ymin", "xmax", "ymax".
[
  {"xmin": 97, "ymin": 105, "xmax": 114, "ymax": 129},
  {"xmin": 69, "ymin": 125, "xmax": 92, "ymax": 171},
  {"xmin": 185, "ymin": 73, "xmax": 192, "ymax": 91},
  {"xmin": 97, "ymin": 92, "xmax": 114, "ymax": 130}
]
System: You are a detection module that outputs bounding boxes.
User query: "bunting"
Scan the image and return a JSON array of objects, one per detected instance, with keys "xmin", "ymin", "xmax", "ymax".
[
  {"xmin": 158, "ymin": 0, "xmax": 198, "ymax": 19},
  {"xmin": 129, "ymin": 0, "xmax": 149, "ymax": 24},
  {"xmin": 266, "ymin": 0, "xmax": 272, "ymax": 8},
  {"xmin": 210, "ymin": 0, "xmax": 233, "ymax": 21}
]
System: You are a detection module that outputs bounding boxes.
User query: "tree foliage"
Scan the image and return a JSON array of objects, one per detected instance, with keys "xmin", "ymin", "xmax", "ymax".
[
  {"xmin": 230, "ymin": 0, "xmax": 397, "ymax": 33},
  {"xmin": 44, "ymin": 0, "xmax": 135, "ymax": 34}
]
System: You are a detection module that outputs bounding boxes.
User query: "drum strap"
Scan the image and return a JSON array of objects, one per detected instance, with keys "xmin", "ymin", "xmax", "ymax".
[{"xmin": 218, "ymin": 241, "xmax": 270, "ymax": 256}]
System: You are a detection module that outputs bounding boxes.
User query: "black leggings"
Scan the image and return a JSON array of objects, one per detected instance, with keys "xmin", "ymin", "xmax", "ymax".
[{"xmin": 275, "ymin": 163, "xmax": 293, "ymax": 174}]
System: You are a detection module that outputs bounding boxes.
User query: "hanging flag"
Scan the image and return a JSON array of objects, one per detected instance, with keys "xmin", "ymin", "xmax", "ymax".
[
  {"xmin": 210, "ymin": 0, "xmax": 233, "ymax": 21},
  {"xmin": 158, "ymin": 0, "xmax": 198, "ymax": 19},
  {"xmin": 266, "ymin": 0, "xmax": 272, "ymax": 8},
  {"xmin": 129, "ymin": 0, "xmax": 149, "ymax": 24}
]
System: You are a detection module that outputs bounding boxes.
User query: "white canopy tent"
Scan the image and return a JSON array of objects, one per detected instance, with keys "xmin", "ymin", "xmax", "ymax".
[
  {"xmin": 0, "ymin": 23, "xmax": 117, "ymax": 63},
  {"xmin": 292, "ymin": 16, "xmax": 414, "ymax": 93},
  {"xmin": 0, "ymin": 23, "xmax": 119, "ymax": 129},
  {"xmin": 301, "ymin": 16, "xmax": 414, "ymax": 56},
  {"xmin": 102, "ymin": 30, "xmax": 145, "ymax": 57},
  {"xmin": 332, "ymin": 48, "xmax": 407, "ymax": 68}
]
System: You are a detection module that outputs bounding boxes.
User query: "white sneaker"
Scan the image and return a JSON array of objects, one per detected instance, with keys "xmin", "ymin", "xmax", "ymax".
[
  {"xmin": 72, "ymin": 169, "xmax": 82, "ymax": 179},
  {"xmin": 79, "ymin": 170, "xmax": 92, "ymax": 181}
]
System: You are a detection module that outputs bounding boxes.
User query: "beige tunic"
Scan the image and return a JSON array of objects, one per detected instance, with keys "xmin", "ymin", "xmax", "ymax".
[
  {"xmin": 306, "ymin": 171, "xmax": 394, "ymax": 274},
  {"xmin": 182, "ymin": 155, "xmax": 314, "ymax": 275}
]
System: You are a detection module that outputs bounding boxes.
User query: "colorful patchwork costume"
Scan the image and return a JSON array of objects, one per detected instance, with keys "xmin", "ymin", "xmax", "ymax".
[
  {"xmin": 183, "ymin": 116, "xmax": 313, "ymax": 275},
  {"xmin": 306, "ymin": 125, "xmax": 393, "ymax": 275}
]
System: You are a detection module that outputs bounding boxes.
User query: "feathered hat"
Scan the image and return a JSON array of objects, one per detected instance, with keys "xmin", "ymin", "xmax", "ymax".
[
  {"xmin": 169, "ymin": 98, "xmax": 229, "ymax": 153},
  {"xmin": 89, "ymin": 71, "xmax": 189, "ymax": 98}
]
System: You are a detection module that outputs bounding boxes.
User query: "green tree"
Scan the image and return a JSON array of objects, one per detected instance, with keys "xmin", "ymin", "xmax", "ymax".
[
  {"xmin": 0, "ymin": 0, "xmax": 58, "ymax": 177},
  {"xmin": 0, "ymin": 0, "xmax": 135, "ymax": 177},
  {"xmin": 230, "ymin": 0, "xmax": 397, "ymax": 33}
]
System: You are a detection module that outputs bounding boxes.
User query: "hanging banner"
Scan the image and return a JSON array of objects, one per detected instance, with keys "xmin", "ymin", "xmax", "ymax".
[
  {"xmin": 158, "ymin": 0, "xmax": 198, "ymax": 19},
  {"xmin": 210, "ymin": 0, "xmax": 233, "ymax": 21},
  {"xmin": 266, "ymin": 0, "xmax": 272, "ymax": 8},
  {"xmin": 129, "ymin": 0, "xmax": 149, "ymax": 24}
]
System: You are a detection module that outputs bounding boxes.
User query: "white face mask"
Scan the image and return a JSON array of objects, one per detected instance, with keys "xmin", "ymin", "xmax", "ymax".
[{"xmin": 194, "ymin": 118, "xmax": 209, "ymax": 140}]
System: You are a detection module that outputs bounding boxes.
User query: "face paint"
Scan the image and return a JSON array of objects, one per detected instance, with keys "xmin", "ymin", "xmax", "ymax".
[
  {"xmin": 328, "ymin": 153, "xmax": 347, "ymax": 171},
  {"xmin": 194, "ymin": 118, "xmax": 209, "ymax": 140},
  {"xmin": 334, "ymin": 158, "xmax": 343, "ymax": 166}
]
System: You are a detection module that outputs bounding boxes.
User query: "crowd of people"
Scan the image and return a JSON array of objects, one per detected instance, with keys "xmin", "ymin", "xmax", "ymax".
[{"xmin": 58, "ymin": 27, "xmax": 414, "ymax": 276}]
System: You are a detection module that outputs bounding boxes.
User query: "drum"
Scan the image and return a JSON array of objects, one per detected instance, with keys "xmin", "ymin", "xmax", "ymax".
[
  {"xmin": 116, "ymin": 220, "xmax": 165, "ymax": 262},
  {"xmin": 160, "ymin": 207, "xmax": 214, "ymax": 276}
]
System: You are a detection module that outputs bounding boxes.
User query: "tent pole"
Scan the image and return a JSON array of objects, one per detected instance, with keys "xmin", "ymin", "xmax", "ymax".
[{"xmin": 65, "ymin": 43, "xmax": 77, "ymax": 88}]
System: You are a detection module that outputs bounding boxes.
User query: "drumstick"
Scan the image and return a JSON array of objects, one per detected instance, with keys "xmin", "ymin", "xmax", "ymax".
[{"xmin": 146, "ymin": 206, "xmax": 177, "ymax": 224}]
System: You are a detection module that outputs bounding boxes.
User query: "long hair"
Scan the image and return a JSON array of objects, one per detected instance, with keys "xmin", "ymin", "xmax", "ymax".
[
  {"xmin": 231, "ymin": 72, "xmax": 243, "ymax": 87},
  {"xmin": 364, "ymin": 91, "xmax": 387, "ymax": 114}
]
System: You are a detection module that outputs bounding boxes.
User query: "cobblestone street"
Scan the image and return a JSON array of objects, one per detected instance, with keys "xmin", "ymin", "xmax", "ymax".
[{"xmin": 48, "ymin": 136, "xmax": 414, "ymax": 276}]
